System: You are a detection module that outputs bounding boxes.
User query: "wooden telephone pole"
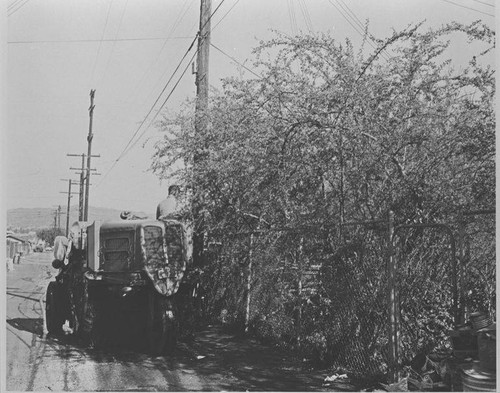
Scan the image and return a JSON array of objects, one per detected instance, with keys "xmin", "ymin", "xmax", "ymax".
[
  {"xmin": 192, "ymin": 0, "xmax": 211, "ymax": 268},
  {"xmin": 60, "ymin": 179, "xmax": 79, "ymax": 236},
  {"xmin": 84, "ymin": 89, "xmax": 96, "ymax": 221},
  {"xmin": 67, "ymin": 153, "xmax": 100, "ymax": 221}
]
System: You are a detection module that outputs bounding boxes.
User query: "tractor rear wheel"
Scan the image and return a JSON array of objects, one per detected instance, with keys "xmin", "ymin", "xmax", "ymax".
[{"xmin": 80, "ymin": 286, "xmax": 105, "ymax": 348}]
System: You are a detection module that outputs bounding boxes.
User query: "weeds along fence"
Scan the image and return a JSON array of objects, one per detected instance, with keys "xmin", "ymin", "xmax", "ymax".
[
  {"xmin": 202, "ymin": 210, "xmax": 494, "ymax": 380},
  {"xmin": 458, "ymin": 210, "xmax": 496, "ymax": 320},
  {"xmin": 393, "ymin": 224, "xmax": 457, "ymax": 366},
  {"xmin": 203, "ymin": 220, "xmax": 393, "ymax": 378}
]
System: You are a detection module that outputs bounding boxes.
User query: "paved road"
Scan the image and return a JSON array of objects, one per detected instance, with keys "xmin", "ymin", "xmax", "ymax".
[{"xmin": 6, "ymin": 251, "xmax": 351, "ymax": 391}]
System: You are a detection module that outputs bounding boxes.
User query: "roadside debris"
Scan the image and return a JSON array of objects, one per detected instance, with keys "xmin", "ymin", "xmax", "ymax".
[
  {"xmin": 324, "ymin": 373, "xmax": 348, "ymax": 382},
  {"xmin": 62, "ymin": 320, "xmax": 74, "ymax": 335},
  {"xmin": 380, "ymin": 377, "xmax": 409, "ymax": 392}
]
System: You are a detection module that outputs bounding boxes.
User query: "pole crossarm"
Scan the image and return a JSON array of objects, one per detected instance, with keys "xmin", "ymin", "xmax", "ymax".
[
  {"xmin": 70, "ymin": 167, "xmax": 98, "ymax": 171},
  {"xmin": 67, "ymin": 153, "xmax": 100, "ymax": 158}
]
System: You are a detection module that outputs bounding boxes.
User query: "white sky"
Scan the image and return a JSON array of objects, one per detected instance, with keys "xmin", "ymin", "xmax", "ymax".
[{"xmin": 2, "ymin": 0, "xmax": 496, "ymax": 217}]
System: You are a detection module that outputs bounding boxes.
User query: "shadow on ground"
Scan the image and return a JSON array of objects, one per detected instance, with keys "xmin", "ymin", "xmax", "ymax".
[
  {"xmin": 42, "ymin": 325, "xmax": 359, "ymax": 391},
  {"xmin": 7, "ymin": 318, "xmax": 44, "ymax": 336}
]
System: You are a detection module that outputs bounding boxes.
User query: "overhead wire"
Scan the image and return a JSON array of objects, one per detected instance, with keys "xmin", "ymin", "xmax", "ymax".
[
  {"xmin": 327, "ymin": 0, "xmax": 391, "ymax": 62},
  {"xmin": 439, "ymin": 0, "xmax": 494, "ymax": 16},
  {"xmin": 287, "ymin": 0, "xmax": 298, "ymax": 35},
  {"xmin": 298, "ymin": 0, "xmax": 313, "ymax": 33},
  {"xmin": 7, "ymin": 0, "xmax": 31, "ymax": 16},
  {"xmin": 211, "ymin": 43, "xmax": 261, "ymax": 79},
  {"xmin": 97, "ymin": 0, "xmax": 228, "ymax": 185},
  {"xmin": 131, "ymin": 0, "xmax": 196, "ymax": 101},
  {"xmin": 8, "ymin": 0, "xmax": 25, "ymax": 11},
  {"xmin": 212, "ymin": 0, "xmax": 242, "ymax": 31},
  {"xmin": 210, "ymin": 42, "xmax": 295, "ymax": 120},
  {"xmin": 89, "ymin": 0, "xmax": 114, "ymax": 86},
  {"xmin": 141, "ymin": 0, "xmax": 227, "ymax": 106},
  {"xmin": 471, "ymin": 0, "xmax": 494, "ymax": 6},
  {"xmin": 337, "ymin": 0, "xmax": 366, "ymax": 32},
  {"xmin": 7, "ymin": 37, "xmax": 193, "ymax": 44},
  {"xmin": 110, "ymin": 35, "xmax": 198, "ymax": 164},
  {"xmin": 98, "ymin": 47, "xmax": 199, "ymax": 184},
  {"xmin": 123, "ymin": 49, "xmax": 199, "ymax": 157},
  {"xmin": 96, "ymin": 0, "xmax": 129, "ymax": 87},
  {"xmin": 116, "ymin": 0, "xmax": 227, "ymax": 152},
  {"xmin": 336, "ymin": 0, "xmax": 390, "ymax": 60}
]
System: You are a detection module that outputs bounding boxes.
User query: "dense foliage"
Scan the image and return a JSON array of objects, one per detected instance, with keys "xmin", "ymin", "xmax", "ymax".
[
  {"xmin": 36, "ymin": 227, "xmax": 65, "ymax": 246},
  {"xmin": 152, "ymin": 22, "xmax": 495, "ymax": 374}
]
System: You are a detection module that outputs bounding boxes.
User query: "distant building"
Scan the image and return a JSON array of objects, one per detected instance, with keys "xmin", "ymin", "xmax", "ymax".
[{"xmin": 6, "ymin": 232, "xmax": 32, "ymax": 259}]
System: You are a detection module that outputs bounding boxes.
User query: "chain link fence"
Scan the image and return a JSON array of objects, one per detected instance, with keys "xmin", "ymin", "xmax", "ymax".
[
  {"xmin": 200, "ymin": 210, "xmax": 494, "ymax": 381},
  {"xmin": 459, "ymin": 210, "xmax": 496, "ymax": 320},
  {"xmin": 393, "ymin": 225, "xmax": 456, "ymax": 365}
]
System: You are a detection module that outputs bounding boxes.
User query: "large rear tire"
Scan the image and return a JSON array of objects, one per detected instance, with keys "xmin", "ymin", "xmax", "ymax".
[
  {"xmin": 80, "ymin": 287, "xmax": 105, "ymax": 349},
  {"xmin": 147, "ymin": 290, "xmax": 177, "ymax": 356},
  {"xmin": 46, "ymin": 282, "xmax": 64, "ymax": 335}
]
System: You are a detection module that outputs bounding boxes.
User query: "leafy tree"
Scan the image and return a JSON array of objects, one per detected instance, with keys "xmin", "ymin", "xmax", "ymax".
[
  {"xmin": 152, "ymin": 21, "xmax": 494, "ymax": 373},
  {"xmin": 36, "ymin": 227, "xmax": 64, "ymax": 246}
]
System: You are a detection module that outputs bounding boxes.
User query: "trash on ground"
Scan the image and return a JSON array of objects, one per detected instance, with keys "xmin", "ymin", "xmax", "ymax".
[
  {"xmin": 324, "ymin": 373, "xmax": 348, "ymax": 382},
  {"xmin": 380, "ymin": 377, "xmax": 409, "ymax": 392},
  {"xmin": 62, "ymin": 320, "xmax": 73, "ymax": 335}
]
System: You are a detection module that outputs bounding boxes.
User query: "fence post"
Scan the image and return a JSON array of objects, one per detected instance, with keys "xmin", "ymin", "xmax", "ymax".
[
  {"xmin": 387, "ymin": 210, "xmax": 399, "ymax": 383},
  {"xmin": 457, "ymin": 212, "xmax": 466, "ymax": 325},
  {"xmin": 244, "ymin": 232, "xmax": 254, "ymax": 334},
  {"xmin": 296, "ymin": 236, "xmax": 304, "ymax": 348}
]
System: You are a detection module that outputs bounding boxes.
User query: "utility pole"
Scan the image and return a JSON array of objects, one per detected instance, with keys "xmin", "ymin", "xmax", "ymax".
[
  {"xmin": 57, "ymin": 205, "xmax": 62, "ymax": 230},
  {"xmin": 60, "ymin": 179, "xmax": 79, "ymax": 236},
  {"xmin": 53, "ymin": 206, "xmax": 65, "ymax": 232},
  {"xmin": 79, "ymin": 153, "xmax": 85, "ymax": 220},
  {"xmin": 192, "ymin": 0, "xmax": 211, "ymax": 268},
  {"xmin": 85, "ymin": 89, "xmax": 96, "ymax": 221},
  {"xmin": 67, "ymin": 152, "xmax": 100, "ymax": 221}
]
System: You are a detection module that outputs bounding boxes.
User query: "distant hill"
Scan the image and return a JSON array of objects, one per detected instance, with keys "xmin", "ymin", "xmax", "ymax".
[{"xmin": 7, "ymin": 206, "xmax": 150, "ymax": 230}]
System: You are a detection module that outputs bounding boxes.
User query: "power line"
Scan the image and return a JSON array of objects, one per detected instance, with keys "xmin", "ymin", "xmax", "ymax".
[
  {"xmin": 142, "ymin": 0, "xmax": 234, "ymax": 106},
  {"xmin": 287, "ymin": 0, "xmax": 298, "ymax": 35},
  {"xmin": 7, "ymin": 36, "xmax": 194, "ymax": 44},
  {"xmin": 337, "ymin": 0, "xmax": 365, "ymax": 32},
  {"xmin": 131, "ymin": 0, "xmax": 196, "ymax": 102},
  {"xmin": 298, "ymin": 0, "xmax": 313, "ymax": 33},
  {"xmin": 96, "ymin": 37, "xmax": 198, "ymax": 184},
  {"xmin": 97, "ymin": 0, "xmax": 129, "ymax": 87},
  {"xmin": 472, "ymin": 0, "xmax": 494, "ymax": 6},
  {"xmin": 336, "ymin": 0, "xmax": 387, "ymax": 58},
  {"xmin": 212, "ymin": 0, "xmax": 242, "ymax": 31},
  {"xmin": 98, "ymin": 47, "xmax": 199, "ymax": 185},
  {"xmin": 211, "ymin": 43, "xmax": 261, "ymax": 79},
  {"xmin": 139, "ymin": 0, "xmax": 226, "ymax": 110},
  {"xmin": 123, "ymin": 49, "xmax": 199, "ymax": 157},
  {"xmin": 8, "ymin": 0, "xmax": 25, "ymax": 10},
  {"xmin": 327, "ymin": 0, "xmax": 390, "ymax": 62},
  {"xmin": 210, "ymin": 42, "xmax": 295, "ymax": 117},
  {"xmin": 471, "ymin": 0, "xmax": 494, "ymax": 7},
  {"xmin": 98, "ymin": 0, "xmax": 228, "ymax": 183},
  {"xmin": 440, "ymin": 0, "xmax": 494, "ymax": 16},
  {"xmin": 7, "ymin": 0, "xmax": 31, "ymax": 16},
  {"xmin": 90, "ymin": 0, "xmax": 114, "ymax": 86},
  {"xmin": 114, "ymin": 35, "xmax": 199, "ymax": 161},
  {"xmin": 142, "ymin": 0, "xmax": 234, "ymax": 107}
]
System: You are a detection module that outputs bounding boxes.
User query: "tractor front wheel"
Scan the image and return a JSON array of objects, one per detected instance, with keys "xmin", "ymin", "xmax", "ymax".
[
  {"xmin": 147, "ymin": 290, "xmax": 177, "ymax": 356},
  {"xmin": 46, "ymin": 282, "xmax": 64, "ymax": 335}
]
